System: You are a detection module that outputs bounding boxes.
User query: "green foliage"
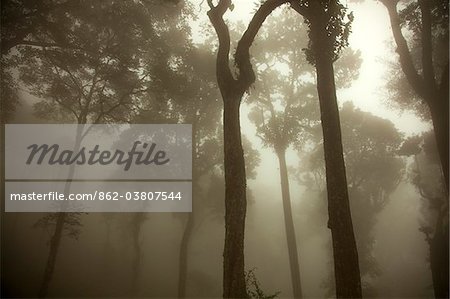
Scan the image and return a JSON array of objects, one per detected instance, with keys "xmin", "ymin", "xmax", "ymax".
[{"xmin": 245, "ymin": 268, "xmax": 280, "ymax": 299}]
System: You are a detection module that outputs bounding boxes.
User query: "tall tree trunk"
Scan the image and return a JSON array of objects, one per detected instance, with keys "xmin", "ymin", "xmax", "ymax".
[
  {"xmin": 310, "ymin": 21, "xmax": 362, "ymax": 299},
  {"xmin": 415, "ymin": 154, "xmax": 449, "ymax": 299},
  {"xmin": 38, "ymin": 212, "xmax": 66, "ymax": 298},
  {"xmin": 222, "ymin": 97, "xmax": 248, "ymax": 298},
  {"xmin": 177, "ymin": 213, "xmax": 194, "ymax": 297},
  {"xmin": 276, "ymin": 147, "xmax": 303, "ymax": 298},
  {"xmin": 38, "ymin": 126, "xmax": 83, "ymax": 298},
  {"xmin": 382, "ymin": 2, "xmax": 449, "ymax": 296},
  {"xmin": 430, "ymin": 204, "xmax": 449, "ymax": 299},
  {"xmin": 207, "ymin": 2, "xmax": 289, "ymax": 297},
  {"xmin": 429, "ymin": 63, "xmax": 449, "ymax": 299},
  {"xmin": 428, "ymin": 77, "xmax": 449, "ymax": 194},
  {"xmin": 381, "ymin": 0, "xmax": 449, "ymax": 193}
]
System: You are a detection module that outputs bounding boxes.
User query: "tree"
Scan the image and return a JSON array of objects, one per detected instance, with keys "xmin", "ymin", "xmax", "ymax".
[
  {"xmin": 381, "ymin": 1, "xmax": 449, "ymax": 295},
  {"xmin": 135, "ymin": 44, "xmax": 224, "ymax": 297},
  {"xmin": 379, "ymin": 0, "xmax": 449, "ymax": 194},
  {"xmin": 7, "ymin": 1, "xmax": 187, "ymax": 297},
  {"xmin": 289, "ymin": 1, "xmax": 362, "ymax": 297},
  {"xmin": 298, "ymin": 103, "xmax": 404, "ymax": 297},
  {"xmin": 248, "ymin": 8, "xmax": 361, "ymax": 297},
  {"xmin": 206, "ymin": 0, "xmax": 290, "ymax": 297},
  {"xmin": 398, "ymin": 132, "xmax": 448, "ymax": 299},
  {"xmin": 339, "ymin": 103, "xmax": 404, "ymax": 296}
]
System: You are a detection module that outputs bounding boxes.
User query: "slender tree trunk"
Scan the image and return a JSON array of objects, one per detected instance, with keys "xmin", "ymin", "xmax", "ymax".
[
  {"xmin": 428, "ymin": 89, "xmax": 449, "ymax": 195},
  {"xmin": 222, "ymin": 97, "xmax": 247, "ymax": 298},
  {"xmin": 38, "ymin": 126, "xmax": 83, "ymax": 298},
  {"xmin": 310, "ymin": 22, "xmax": 362, "ymax": 299},
  {"xmin": 430, "ymin": 204, "xmax": 449, "ymax": 299},
  {"xmin": 208, "ymin": 2, "xmax": 289, "ymax": 297},
  {"xmin": 177, "ymin": 213, "xmax": 194, "ymax": 297},
  {"xmin": 276, "ymin": 147, "xmax": 303, "ymax": 298},
  {"xmin": 382, "ymin": 0, "xmax": 449, "ymax": 193},
  {"xmin": 427, "ymin": 102, "xmax": 449, "ymax": 299},
  {"xmin": 38, "ymin": 212, "xmax": 66, "ymax": 298}
]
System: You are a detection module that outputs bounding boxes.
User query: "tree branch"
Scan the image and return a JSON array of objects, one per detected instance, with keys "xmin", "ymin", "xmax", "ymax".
[
  {"xmin": 207, "ymin": 0, "xmax": 235, "ymax": 96},
  {"xmin": 235, "ymin": 0, "xmax": 289, "ymax": 94},
  {"xmin": 380, "ymin": 0, "xmax": 426, "ymax": 98}
]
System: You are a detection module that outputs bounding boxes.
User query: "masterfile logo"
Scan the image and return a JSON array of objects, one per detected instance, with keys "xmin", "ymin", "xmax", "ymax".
[
  {"xmin": 5, "ymin": 124, "xmax": 193, "ymax": 213},
  {"xmin": 5, "ymin": 124, "xmax": 192, "ymax": 180},
  {"xmin": 26, "ymin": 141, "xmax": 170, "ymax": 171}
]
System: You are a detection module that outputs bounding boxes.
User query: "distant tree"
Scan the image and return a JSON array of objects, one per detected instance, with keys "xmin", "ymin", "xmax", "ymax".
[
  {"xmin": 249, "ymin": 9, "xmax": 361, "ymax": 298},
  {"xmin": 297, "ymin": 103, "xmax": 404, "ymax": 297},
  {"xmin": 398, "ymin": 131, "xmax": 448, "ymax": 299},
  {"xmin": 7, "ymin": 1, "xmax": 188, "ymax": 297}
]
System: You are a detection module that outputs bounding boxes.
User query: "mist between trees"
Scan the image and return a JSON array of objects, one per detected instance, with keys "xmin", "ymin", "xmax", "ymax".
[{"xmin": 1, "ymin": 0, "xmax": 448, "ymax": 298}]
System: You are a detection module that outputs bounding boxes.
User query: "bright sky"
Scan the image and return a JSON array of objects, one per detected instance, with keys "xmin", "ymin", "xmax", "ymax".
[
  {"xmin": 188, "ymin": 0, "xmax": 430, "ymax": 211},
  {"xmin": 190, "ymin": 0, "xmax": 431, "ymax": 136}
]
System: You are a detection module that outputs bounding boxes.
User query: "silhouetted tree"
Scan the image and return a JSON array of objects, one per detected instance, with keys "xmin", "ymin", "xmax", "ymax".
[
  {"xmin": 289, "ymin": 1, "xmax": 362, "ymax": 297},
  {"xmin": 398, "ymin": 132, "xmax": 448, "ymax": 299},
  {"xmin": 7, "ymin": 1, "xmax": 187, "ymax": 297},
  {"xmin": 207, "ymin": 0, "xmax": 289, "ymax": 296},
  {"xmin": 298, "ymin": 103, "xmax": 404, "ymax": 297},
  {"xmin": 379, "ymin": 0, "xmax": 448, "ymax": 194},
  {"xmin": 249, "ymin": 9, "xmax": 361, "ymax": 297},
  {"xmin": 381, "ymin": 1, "xmax": 449, "ymax": 294}
]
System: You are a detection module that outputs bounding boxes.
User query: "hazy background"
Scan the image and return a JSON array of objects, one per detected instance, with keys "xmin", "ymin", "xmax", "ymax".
[{"xmin": 2, "ymin": 0, "xmax": 446, "ymax": 298}]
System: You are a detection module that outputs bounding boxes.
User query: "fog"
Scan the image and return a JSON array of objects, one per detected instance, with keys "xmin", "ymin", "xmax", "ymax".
[{"xmin": 1, "ymin": 0, "xmax": 447, "ymax": 298}]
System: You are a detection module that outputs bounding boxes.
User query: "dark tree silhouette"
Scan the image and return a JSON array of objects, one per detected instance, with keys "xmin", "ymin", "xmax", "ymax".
[
  {"xmin": 381, "ymin": 1, "xmax": 448, "ymax": 295},
  {"xmin": 289, "ymin": 1, "xmax": 362, "ymax": 297},
  {"xmin": 380, "ymin": 0, "xmax": 448, "ymax": 194},
  {"xmin": 398, "ymin": 132, "xmax": 448, "ymax": 299},
  {"xmin": 6, "ymin": 1, "xmax": 187, "ymax": 297},
  {"xmin": 207, "ymin": 0, "xmax": 291, "ymax": 297},
  {"xmin": 298, "ymin": 103, "xmax": 404, "ymax": 297},
  {"xmin": 249, "ymin": 10, "xmax": 362, "ymax": 297}
]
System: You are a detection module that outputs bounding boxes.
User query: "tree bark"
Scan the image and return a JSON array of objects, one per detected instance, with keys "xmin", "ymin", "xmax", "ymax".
[
  {"xmin": 276, "ymin": 147, "xmax": 303, "ymax": 298},
  {"xmin": 38, "ymin": 212, "xmax": 66, "ymax": 298},
  {"xmin": 430, "ymin": 204, "xmax": 449, "ymax": 299},
  {"xmin": 309, "ymin": 15, "xmax": 362, "ymax": 299},
  {"xmin": 207, "ymin": 1, "xmax": 288, "ymax": 297},
  {"xmin": 222, "ymin": 97, "xmax": 248, "ymax": 298}
]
